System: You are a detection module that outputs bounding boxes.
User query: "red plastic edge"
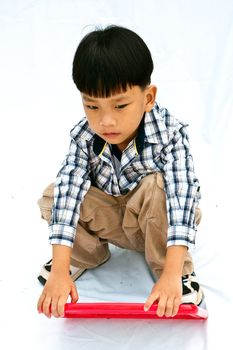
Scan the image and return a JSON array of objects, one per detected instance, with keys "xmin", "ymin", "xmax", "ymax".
[{"xmin": 63, "ymin": 302, "xmax": 208, "ymax": 320}]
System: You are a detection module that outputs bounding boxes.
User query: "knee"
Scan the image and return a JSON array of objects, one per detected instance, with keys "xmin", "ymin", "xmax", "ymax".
[
  {"xmin": 195, "ymin": 207, "xmax": 202, "ymax": 225},
  {"xmin": 126, "ymin": 173, "xmax": 167, "ymax": 220},
  {"xmin": 139, "ymin": 172, "xmax": 165, "ymax": 191},
  {"xmin": 37, "ymin": 183, "xmax": 54, "ymax": 224}
]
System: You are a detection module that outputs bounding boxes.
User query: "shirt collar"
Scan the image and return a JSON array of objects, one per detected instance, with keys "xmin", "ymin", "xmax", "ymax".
[{"xmin": 144, "ymin": 103, "xmax": 169, "ymax": 145}]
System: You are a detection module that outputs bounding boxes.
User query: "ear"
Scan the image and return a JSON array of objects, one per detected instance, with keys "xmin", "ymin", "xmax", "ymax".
[{"xmin": 144, "ymin": 85, "xmax": 157, "ymax": 112}]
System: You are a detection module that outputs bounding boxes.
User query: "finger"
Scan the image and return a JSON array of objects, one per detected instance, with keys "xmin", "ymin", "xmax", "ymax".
[
  {"xmin": 42, "ymin": 296, "xmax": 52, "ymax": 318},
  {"xmin": 51, "ymin": 297, "xmax": 59, "ymax": 318},
  {"xmin": 144, "ymin": 292, "xmax": 159, "ymax": 311},
  {"xmin": 70, "ymin": 285, "xmax": 79, "ymax": 303},
  {"xmin": 157, "ymin": 297, "xmax": 167, "ymax": 317},
  {"xmin": 57, "ymin": 296, "xmax": 68, "ymax": 317},
  {"xmin": 171, "ymin": 298, "xmax": 181, "ymax": 317},
  {"xmin": 37, "ymin": 292, "xmax": 46, "ymax": 313},
  {"xmin": 164, "ymin": 298, "xmax": 174, "ymax": 317}
]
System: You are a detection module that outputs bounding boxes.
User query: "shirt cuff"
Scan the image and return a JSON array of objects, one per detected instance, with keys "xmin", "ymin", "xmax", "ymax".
[
  {"xmin": 48, "ymin": 224, "xmax": 75, "ymax": 248},
  {"xmin": 167, "ymin": 225, "xmax": 197, "ymax": 249}
]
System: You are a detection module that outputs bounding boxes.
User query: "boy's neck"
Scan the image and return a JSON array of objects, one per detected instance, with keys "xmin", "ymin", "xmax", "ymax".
[{"xmin": 111, "ymin": 143, "xmax": 122, "ymax": 160}]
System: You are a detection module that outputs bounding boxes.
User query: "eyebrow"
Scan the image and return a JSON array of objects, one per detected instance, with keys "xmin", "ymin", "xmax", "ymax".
[{"xmin": 82, "ymin": 94, "xmax": 131, "ymax": 102}]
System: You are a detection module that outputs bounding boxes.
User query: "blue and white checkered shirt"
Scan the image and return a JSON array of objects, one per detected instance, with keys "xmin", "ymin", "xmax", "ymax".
[{"xmin": 49, "ymin": 103, "xmax": 201, "ymax": 249}]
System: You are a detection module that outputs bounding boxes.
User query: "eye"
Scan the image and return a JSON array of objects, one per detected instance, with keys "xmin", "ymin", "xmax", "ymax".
[
  {"xmin": 115, "ymin": 104, "xmax": 128, "ymax": 109},
  {"xmin": 86, "ymin": 105, "xmax": 98, "ymax": 110}
]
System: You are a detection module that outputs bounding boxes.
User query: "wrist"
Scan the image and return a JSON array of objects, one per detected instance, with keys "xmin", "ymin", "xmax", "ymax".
[
  {"xmin": 161, "ymin": 268, "xmax": 182, "ymax": 279},
  {"xmin": 50, "ymin": 269, "xmax": 70, "ymax": 278},
  {"xmin": 51, "ymin": 244, "xmax": 72, "ymax": 275},
  {"xmin": 51, "ymin": 262, "xmax": 70, "ymax": 275},
  {"xmin": 163, "ymin": 245, "xmax": 187, "ymax": 277}
]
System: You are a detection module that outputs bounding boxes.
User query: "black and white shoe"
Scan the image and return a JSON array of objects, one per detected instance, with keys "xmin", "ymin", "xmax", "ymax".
[
  {"xmin": 37, "ymin": 252, "xmax": 111, "ymax": 286},
  {"xmin": 181, "ymin": 272, "xmax": 204, "ymax": 305}
]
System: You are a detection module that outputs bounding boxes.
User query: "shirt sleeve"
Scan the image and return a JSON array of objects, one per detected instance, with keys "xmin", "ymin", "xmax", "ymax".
[
  {"xmin": 161, "ymin": 125, "xmax": 201, "ymax": 249},
  {"xmin": 48, "ymin": 137, "xmax": 91, "ymax": 247}
]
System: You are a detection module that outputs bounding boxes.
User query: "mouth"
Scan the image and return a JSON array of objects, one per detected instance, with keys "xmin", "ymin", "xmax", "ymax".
[{"xmin": 102, "ymin": 132, "xmax": 121, "ymax": 138}]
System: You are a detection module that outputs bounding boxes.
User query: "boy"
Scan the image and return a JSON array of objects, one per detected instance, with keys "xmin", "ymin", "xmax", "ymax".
[{"xmin": 37, "ymin": 25, "xmax": 203, "ymax": 319}]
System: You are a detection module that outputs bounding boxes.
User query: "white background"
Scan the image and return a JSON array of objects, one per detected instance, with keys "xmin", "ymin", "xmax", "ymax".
[{"xmin": 0, "ymin": 1, "xmax": 233, "ymax": 349}]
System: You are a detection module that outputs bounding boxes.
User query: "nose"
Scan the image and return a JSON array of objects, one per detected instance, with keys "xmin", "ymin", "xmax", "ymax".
[{"xmin": 99, "ymin": 113, "xmax": 116, "ymax": 127}]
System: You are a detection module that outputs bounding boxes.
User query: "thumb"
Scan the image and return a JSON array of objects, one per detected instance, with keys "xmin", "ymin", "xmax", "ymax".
[
  {"xmin": 144, "ymin": 293, "xmax": 159, "ymax": 312},
  {"xmin": 70, "ymin": 285, "xmax": 79, "ymax": 303}
]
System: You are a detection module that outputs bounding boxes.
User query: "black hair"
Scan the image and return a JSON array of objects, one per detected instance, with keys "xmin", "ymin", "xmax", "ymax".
[{"xmin": 72, "ymin": 25, "xmax": 154, "ymax": 97}]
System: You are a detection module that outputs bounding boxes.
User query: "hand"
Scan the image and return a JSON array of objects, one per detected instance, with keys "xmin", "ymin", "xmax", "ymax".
[
  {"xmin": 144, "ymin": 273, "xmax": 182, "ymax": 317},
  {"xmin": 37, "ymin": 272, "xmax": 79, "ymax": 318}
]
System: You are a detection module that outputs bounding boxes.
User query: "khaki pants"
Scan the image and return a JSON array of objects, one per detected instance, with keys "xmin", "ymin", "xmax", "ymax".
[{"xmin": 38, "ymin": 173, "xmax": 201, "ymax": 277}]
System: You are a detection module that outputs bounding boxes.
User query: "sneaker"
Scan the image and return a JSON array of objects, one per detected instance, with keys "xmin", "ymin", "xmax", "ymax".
[
  {"xmin": 37, "ymin": 252, "xmax": 111, "ymax": 286},
  {"xmin": 181, "ymin": 272, "xmax": 204, "ymax": 305}
]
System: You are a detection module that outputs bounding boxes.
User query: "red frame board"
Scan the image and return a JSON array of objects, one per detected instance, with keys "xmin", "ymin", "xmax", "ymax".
[{"xmin": 64, "ymin": 302, "xmax": 208, "ymax": 320}]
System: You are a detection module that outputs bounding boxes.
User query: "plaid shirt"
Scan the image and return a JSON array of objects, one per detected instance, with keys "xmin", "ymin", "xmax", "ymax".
[{"xmin": 49, "ymin": 103, "xmax": 201, "ymax": 249}]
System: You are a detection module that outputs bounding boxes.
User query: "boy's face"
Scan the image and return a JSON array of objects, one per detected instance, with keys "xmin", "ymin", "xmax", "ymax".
[{"xmin": 81, "ymin": 85, "xmax": 157, "ymax": 151}]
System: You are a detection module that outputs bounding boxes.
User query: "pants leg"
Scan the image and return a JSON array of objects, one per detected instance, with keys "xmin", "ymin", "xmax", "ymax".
[{"xmin": 122, "ymin": 173, "xmax": 199, "ymax": 278}]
